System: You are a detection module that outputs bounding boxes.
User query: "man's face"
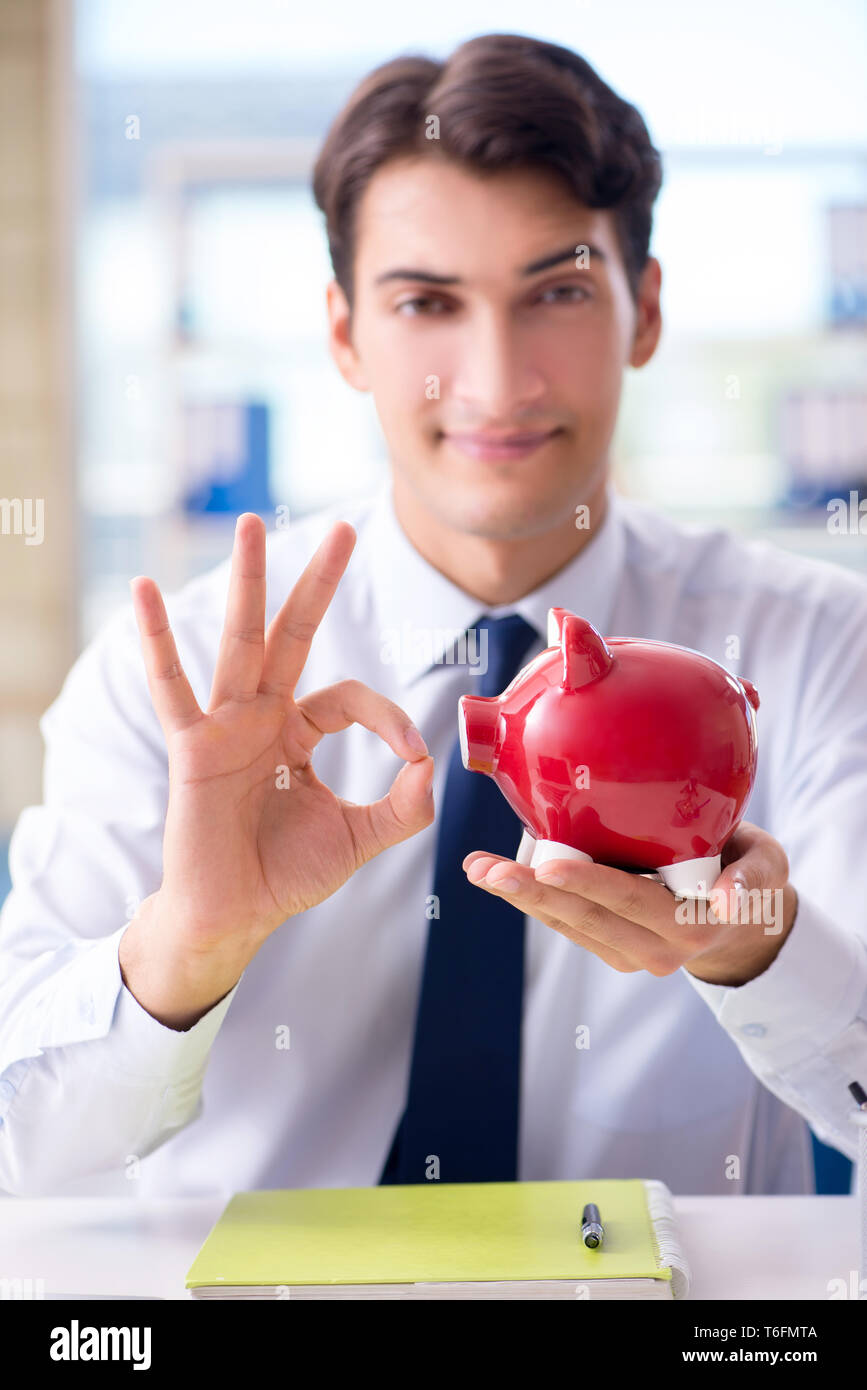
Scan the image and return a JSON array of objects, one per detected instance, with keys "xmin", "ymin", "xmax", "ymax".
[{"xmin": 329, "ymin": 156, "xmax": 660, "ymax": 541}]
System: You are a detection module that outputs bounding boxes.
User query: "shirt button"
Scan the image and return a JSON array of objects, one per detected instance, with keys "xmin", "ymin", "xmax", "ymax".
[
  {"xmin": 0, "ymin": 1080, "xmax": 15, "ymax": 1104},
  {"xmin": 740, "ymin": 1023, "xmax": 767, "ymax": 1038}
]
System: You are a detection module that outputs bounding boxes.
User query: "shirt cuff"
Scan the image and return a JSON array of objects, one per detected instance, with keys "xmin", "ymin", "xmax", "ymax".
[
  {"xmin": 109, "ymin": 964, "xmax": 241, "ymax": 1082},
  {"xmin": 682, "ymin": 892, "xmax": 867, "ymax": 1070},
  {"xmin": 30, "ymin": 922, "xmax": 242, "ymax": 1082}
]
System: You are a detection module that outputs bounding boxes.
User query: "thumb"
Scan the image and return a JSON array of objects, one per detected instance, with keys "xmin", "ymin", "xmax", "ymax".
[{"xmin": 344, "ymin": 756, "xmax": 435, "ymax": 864}]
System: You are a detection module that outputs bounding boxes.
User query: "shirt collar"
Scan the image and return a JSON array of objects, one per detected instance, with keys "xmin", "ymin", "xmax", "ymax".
[{"xmin": 362, "ymin": 477, "xmax": 626, "ymax": 687}]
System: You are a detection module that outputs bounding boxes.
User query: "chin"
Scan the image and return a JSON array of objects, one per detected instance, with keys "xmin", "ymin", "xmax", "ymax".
[
  {"xmin": 396, "ymin": 443, "xmax": 584, "ymax": 540},
  {"xmin": 433, "ymin": 484, "xmax": 567, "ymax": 541}
]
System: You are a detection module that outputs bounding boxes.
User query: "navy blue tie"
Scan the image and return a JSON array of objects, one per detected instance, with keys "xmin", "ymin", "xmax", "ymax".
[{"xmin": 379, "ymin": 613, "xmax": 539, "ymax": 1185}]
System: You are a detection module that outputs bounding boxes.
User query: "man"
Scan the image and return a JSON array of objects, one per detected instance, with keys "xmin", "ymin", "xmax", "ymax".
[{"xmin": 1, "ymin": 33, "xmax": 866, "ymax": 1199}]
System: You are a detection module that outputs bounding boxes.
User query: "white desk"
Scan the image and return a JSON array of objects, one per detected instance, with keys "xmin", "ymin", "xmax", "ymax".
[{"xmin": 0, "ymin": 1195, "xmax": 859, "ymax": 1300}]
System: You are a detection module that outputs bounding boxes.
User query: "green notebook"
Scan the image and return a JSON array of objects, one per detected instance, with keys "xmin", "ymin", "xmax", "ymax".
[{"xmin": 185, "ymin": 1178, "xmax": 690, "ymax": 1300}]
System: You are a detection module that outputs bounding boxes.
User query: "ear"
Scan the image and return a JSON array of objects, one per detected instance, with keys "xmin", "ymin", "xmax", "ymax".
[
  {"xmin": 628, "ymin": 255, "xmax": 663, "ymax": 371},
  {"xmin": 326, "ymin": 279, "xmax": 369, "ymax": 392}
]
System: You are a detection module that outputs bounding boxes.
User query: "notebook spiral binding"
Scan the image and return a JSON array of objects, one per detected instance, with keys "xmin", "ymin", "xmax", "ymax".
[{"xmin": 643, "ymin": 1179, "xmax": 691, "ymax": 1300}]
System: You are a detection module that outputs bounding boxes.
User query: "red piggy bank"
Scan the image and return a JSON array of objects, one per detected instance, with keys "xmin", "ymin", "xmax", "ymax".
[{"xmin": 458, "ymin": 608, "xmax": 760, "ymax": 899}]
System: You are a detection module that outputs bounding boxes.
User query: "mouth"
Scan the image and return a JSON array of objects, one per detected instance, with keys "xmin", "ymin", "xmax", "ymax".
[{"xmin": 441, "ymin": 428, "xmax": 561, "ymax": 462}]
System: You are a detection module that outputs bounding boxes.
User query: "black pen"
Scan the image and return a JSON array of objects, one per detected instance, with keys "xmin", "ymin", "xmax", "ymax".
[{"xmin": 581, "ymin": 1202, "xmax": 604, "ymax": 1248}]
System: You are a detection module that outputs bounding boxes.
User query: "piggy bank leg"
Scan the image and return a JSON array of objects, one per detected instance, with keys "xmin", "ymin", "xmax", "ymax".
[
  {"xmin": 657, "ymin": 855, "xmax": 721, "ymax": 900},
  {"xmin": 516, "ymin": 829, "xmax": 537, "ymax": 866},
  {"xmin": 530, "ymin": 837, "xmax": 594, "ymax": 870}
]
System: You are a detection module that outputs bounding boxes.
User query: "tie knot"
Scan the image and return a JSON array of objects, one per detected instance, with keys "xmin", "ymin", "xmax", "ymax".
[{"xmin": 473, "ymin": 613, "xmax": 538, "ymax": 697}]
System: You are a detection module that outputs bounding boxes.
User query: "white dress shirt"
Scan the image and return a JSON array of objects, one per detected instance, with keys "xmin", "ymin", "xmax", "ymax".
[{"xmin": 2, "ymin": 480, "xmax": 867, "ymax": 1201}]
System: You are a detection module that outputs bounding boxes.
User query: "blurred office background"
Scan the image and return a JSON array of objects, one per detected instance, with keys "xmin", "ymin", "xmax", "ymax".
[{"xmin": 0, "ymin": 0, "xmax": 864, "ymax": 1187}]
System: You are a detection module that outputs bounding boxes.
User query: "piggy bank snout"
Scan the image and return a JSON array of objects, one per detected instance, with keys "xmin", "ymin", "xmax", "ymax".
[{"xmin": 458, "ymin": 694, "xmax": 501, "ymax": 774}]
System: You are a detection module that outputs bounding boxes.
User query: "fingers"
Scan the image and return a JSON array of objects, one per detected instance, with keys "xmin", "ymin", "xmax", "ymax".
[
  {"xmin": 463, "ymin": 853, "xmax": 681, "ymax": 975},
  {"xmin": 208, "ymin": 513, "xmax": 267, "ymax": 710},
  {"xmin": 343, "ymin": 756, "xmax": 436, "ymax": 864},
  {"xmin": 259, "ymin": 521, "xmax": 356, "ymax": 704},
  {"xmin": 710, "ymin": 821, "xmax": 790, "ymax": 923},
  {"xmin": 531, "ymin": 857, "xmax": 673, "ymax": 930},
  {"xmin": 130, "ymin": 576, "xmax": 203, "ymax": 735},
  {"xmin": 715, "ymin": 821, "xmax": 789, "ymax": 893},
  {"xmin": 291, "ymin": 677, "xmax": 434, "ymax": 864},
  {"xmin": 294, "ymin": 678, "xmax": 430, "ymax": 763},
  {"xmin": 463, "ymin": 853, "xmax": 637, "ymax": 971}
]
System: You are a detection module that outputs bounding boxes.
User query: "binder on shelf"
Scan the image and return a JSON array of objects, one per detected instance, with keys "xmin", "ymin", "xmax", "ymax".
[{"xmin": 182, "ymin": 399, "xmax": 273, "ymax": 515}]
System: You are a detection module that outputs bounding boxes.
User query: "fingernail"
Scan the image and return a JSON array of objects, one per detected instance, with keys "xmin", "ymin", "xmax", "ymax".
[{"xmin": 405, "ymin": 725, "xmax": 429, "ymax": 756}]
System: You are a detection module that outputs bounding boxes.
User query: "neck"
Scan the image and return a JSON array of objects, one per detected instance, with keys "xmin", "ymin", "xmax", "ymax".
[{"xmin": 391, "ymin": 471, "xmax": 611, "ymax": 606}]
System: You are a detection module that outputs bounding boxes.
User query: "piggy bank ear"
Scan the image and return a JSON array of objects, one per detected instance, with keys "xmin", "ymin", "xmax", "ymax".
[
  {"xmin": 740, "ymin": 677, "xmax": 760, "ymax": 712},
  {"xmin": 547, "ymin": 608, "xmax": 614, "ymax": 690},
  {"xmin": 547, "ymin": 607, "xmax": 570, "ymax": 646}
]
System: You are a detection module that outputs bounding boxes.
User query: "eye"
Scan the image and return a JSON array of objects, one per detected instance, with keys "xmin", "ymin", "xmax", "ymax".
[
  {"xmin": 395, "ymin": 295, "xmax": 451, "ymax": 316},
  {"xmin": 538, "ymin": 284, "xmax": 591, "ymax": 305}
]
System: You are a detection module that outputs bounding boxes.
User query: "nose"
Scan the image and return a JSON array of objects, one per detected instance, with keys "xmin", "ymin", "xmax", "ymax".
[{"xmin": 451, "ymin": 305, "xmax": 546, "ymax": 421}]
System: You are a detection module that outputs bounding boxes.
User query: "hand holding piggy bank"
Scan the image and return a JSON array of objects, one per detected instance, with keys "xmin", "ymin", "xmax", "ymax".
[{"xmin": 458, "ymin": 608, "xmax": 760, "ymax": 900}]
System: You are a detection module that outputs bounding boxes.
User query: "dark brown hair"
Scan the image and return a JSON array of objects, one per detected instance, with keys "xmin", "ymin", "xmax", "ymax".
[{"xmin": 312, "ymin": 32, "xmax": 663, "ymax": 310}]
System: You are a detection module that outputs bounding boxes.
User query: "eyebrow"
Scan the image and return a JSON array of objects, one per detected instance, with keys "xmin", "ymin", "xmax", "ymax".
[{"xmin": 373, "ymin": 242, "xmax": 607, "ymax": 287}]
